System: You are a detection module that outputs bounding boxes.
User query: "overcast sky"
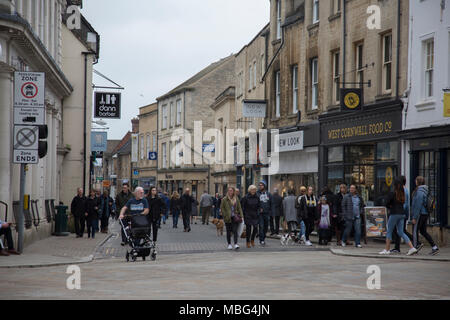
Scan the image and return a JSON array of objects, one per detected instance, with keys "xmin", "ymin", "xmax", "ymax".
[{"xmin": 81, "ymin": 0, "xmax": 270, "ymax": 140}]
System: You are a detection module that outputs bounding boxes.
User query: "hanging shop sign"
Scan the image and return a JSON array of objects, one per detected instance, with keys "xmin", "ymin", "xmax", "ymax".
[
  {"xmin": 444, "ymin": 92, "xmax": 450, "ymax": 117},
  {"xmin": 340, "ymin": 88, "xmax": 362, "ymax": 111},
  {"xmin": 94, "ymin": 92, "xmax": 121, "ymax": 119}
]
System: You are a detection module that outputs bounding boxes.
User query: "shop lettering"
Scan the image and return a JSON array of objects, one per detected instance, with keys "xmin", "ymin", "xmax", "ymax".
[
  {"xmin": 328, "ymin": 121, "xmax": 393, "ymax": 141},
  {"xmin": 279, "ymin": 136, "xmax": 300, "ymax": 147}
]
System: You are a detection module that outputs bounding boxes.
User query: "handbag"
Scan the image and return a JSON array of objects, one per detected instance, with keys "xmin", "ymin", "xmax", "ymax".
[{"xmin": 232, "ymin": 214, "xmax": 243, "ymax": 224}]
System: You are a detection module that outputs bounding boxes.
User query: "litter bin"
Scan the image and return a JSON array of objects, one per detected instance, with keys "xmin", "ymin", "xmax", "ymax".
[{"xmin": 54, "ymin": 205, "xmax": 70, "ymax": 236}]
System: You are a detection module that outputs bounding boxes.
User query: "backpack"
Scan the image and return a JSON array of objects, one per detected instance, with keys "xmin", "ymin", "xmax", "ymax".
[{"xmin": 424, "ymin": 190, "xmax": 435, "ymax": 214}]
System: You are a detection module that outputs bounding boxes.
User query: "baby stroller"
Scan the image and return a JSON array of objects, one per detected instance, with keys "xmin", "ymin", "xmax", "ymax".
[{"xmin": 120, "ymin": 214, "xmax": 156, "ymax": 262}]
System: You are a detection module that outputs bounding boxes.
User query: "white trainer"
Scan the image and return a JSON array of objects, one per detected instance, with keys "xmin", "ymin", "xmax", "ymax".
[
  {"xmin": 234, "ymin": 244, "xmax": 240, "ymax": 250},
  {"xmin": 227, "ymin": 244, "xmax": 233, "ymax": 250},
  {"xmin": 305, "ymin": 240, "xmax": 312, "ymax": 246},
  {"xmin": 379, "ymin": 249, "xmax": 390, "ymax": 255},
  {"xmin": 406, "ymin": 247, "xmax": 418, "ymax": 256}
]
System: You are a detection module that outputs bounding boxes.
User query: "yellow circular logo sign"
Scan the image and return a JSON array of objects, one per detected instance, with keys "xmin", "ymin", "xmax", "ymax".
[
  {"xmin": 385, "ymin": 167, "xmax": 393, "ymax": 187},
  {"xmin": 344, "ymin": 92, "xmax": 360, "ymax": 109}
]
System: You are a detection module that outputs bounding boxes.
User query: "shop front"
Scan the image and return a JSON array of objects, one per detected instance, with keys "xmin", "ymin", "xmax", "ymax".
[
  {"xmin": 402, "ymin": 125, "xmax": 450, "ymax": 228},
  {"xmin": 268, "ymin": 122, "xmax": 320, "ymax": 196},
  {"xmin": 157, "ymin": 169, "xmax": 208, "ymax": 200},
  {"xmin": 319, "ymin": 101, "xmax": 403, "ymax": 207}
]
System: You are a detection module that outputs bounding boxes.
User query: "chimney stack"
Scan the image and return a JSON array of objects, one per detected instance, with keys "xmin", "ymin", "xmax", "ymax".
[{"xmin": 131, "ymin": 118, "xmax": 139, "ymax": 133}]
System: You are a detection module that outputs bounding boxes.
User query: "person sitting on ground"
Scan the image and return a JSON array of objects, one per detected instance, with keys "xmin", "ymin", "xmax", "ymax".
[{"xmin": 0, "ymin": 219, "xmax": 20, "ymax": 256}]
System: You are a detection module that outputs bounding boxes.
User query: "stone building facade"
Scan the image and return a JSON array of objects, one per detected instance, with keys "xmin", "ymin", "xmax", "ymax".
[
  {"xmin": 156, "ymin": 55, "xmax": 235, "ymax": 200},
  {"xmin": 0, "ymin": 0, "xmax": 99, "ymax": 247},
  {"xmin": 135, "ymin": 102, "xmax": 158, "ymax": 194}
]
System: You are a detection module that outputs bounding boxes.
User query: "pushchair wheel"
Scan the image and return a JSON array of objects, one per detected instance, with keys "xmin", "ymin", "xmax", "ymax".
[
  {"xmin": 142, "ymin": 256, "xmax": 146, "ymax": 261},
  {"xmin": 126, "ymin": 252, "xmax": 129, "ymax": 262},
  {"xmin": 132, "ymin": 256, "xmax": 137, "ymax": 262},
  {"xmin": 151, "ymin": 250, "xmax": 156, "ymax": 261}
]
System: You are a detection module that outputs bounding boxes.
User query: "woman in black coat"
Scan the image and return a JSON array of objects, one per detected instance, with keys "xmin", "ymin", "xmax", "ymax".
[
  {"xmin": 241, "ymin": 185, "xmax": 260, "ymax": 248},
  {"xmin": 86, "ymin": 189, "xmax": 99, "ymax": 239},
  {"xmin": 146, "ymin": 187, "xmax": 166, "ymax": 243}
]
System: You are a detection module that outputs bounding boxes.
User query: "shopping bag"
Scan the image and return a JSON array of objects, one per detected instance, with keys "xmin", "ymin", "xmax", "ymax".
[{"xmin": 237, "ymin": 220, "xmax": 245, "ymax": 238}]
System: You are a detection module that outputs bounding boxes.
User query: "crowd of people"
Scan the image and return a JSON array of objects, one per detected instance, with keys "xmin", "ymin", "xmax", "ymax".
[{"xmin": 65, "ymin": 174, "xmax": 440, "ymax": 256}]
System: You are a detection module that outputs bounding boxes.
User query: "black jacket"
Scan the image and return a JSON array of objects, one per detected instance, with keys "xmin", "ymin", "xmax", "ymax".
[
  {"xmin": 271, "ymin": 193, "xmax": 283, "ymax": 217},
  {"xmin": 241, "ymin": 193, "xmax": 261, "ymax": 225},
  {"xmin": 71, "ymin": 195, "xmax": 86, "ymax": 217},
  {"xmin": 299, "ymin": 195, "xmax": 319, "ymax": 221},
  {"xmin": 170, "ymin": 197, "xmax": 183, "ymax": 212},
  {"xmin": 146, "ymin": 196, "xmax": 166, "ymax": 222},
  {"xmin": 86, "ymin": 196, "xmax": 99, "ymax": 221},
  {"xmin": 181, "ymin": 193, "xmax": 195, "ymax": 214},
  {"xmin": 386, "ymin": 192, "xmax": 406, "ymax": 216}
]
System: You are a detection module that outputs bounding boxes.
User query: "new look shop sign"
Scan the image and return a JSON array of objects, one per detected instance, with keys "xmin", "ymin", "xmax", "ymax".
[{"xmin": 277, "ymin": 131, "xmax": 304, "ymax": 152}]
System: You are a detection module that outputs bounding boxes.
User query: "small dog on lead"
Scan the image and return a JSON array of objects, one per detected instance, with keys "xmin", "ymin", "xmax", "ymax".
[{"xmin": 212, "ymin": 218, "xmax": 224, "ymax": 236}]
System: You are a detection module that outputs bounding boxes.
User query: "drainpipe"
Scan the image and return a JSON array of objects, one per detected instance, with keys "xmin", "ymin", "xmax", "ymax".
[
  {"xmin": 396, "ymin": 0, "xmax": 401, "ymax": 100},
  {"xmin": 342, "ymin": 0, "xmax": 346, "ymax": 89},
  {"xmin": 261, "ymin": 26, "xmax": 285, "ymax": 83},
  {"xmin": 82, "ymin": 51, "xmax": 95, "ymax": 196}
]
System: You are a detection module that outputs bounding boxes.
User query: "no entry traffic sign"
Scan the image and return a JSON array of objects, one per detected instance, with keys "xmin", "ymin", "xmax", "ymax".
[{"xmin": 14, "ymin": 72, "xmax": 45, "ymax": 125}]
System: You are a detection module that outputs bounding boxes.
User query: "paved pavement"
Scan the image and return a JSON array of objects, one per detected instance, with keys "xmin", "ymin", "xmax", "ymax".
[{"xmin": 0, "ymin": 231, "xmax": 109, "ymax": 268}]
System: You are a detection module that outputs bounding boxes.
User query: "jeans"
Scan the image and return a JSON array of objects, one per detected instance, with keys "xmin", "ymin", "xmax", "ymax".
[
  {"xmin": 226, "ymin": 222, "xmax": 239, "ymax": 245},
  {"xmin": 393, "ymin": 217, "xmax": 413, "ymax": 250},
  {"xmin": 270, "ymin": 216, "xmax": 280, "ymax": 234},
  {"xmin": 245, "ymin": 224, "xmax": 258, "ymax": 242},
  {"xmin": 214, "ymin": 208, "xmax": 220, "ymax": 219},
  {"xmin": 297, "ymin": 220, "xmax": 306, "ymax": 238},
  {"xmin": 342, "ymin": 217, "xmax": 361, "ymax": 246},
  {"xmin": 386, "ymin": 215, "xmax": 410, "ymax": 243},
  {"xmin": 100, "ymin": 212, "xmax": 109, "ymax": 231},
  {"xmin": 258, "ymin": 214, "xmax": 269, "ymax": 242},
  {"xmin": 182, "ymin": 211, "xmax": 191, "ymax": 230},
  {"xmin": 162, "ymin": 210, "xmax": 169, "ymax": 223},
  {"xmin": 87, "ymin": 219, "xmax": 98, "ymax": 238},
  {"xmin": 172, "ymin": 209, "xmax": 180, "ymax": 227},
  {"xmin": 74, "ymin": 215, "xmax": 86, "ymax": 237}
]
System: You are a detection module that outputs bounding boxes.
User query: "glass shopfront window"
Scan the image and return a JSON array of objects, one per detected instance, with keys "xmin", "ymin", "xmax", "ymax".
[
  {"xmin": 325, "ymin": 141, "xmax": 399, "ymax": 206},
  {"xmin": 271, "ymin": 174, "xmax": 318, "ymax": 197}
]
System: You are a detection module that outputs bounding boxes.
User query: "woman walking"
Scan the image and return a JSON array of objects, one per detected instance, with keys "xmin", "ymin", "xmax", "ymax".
[
  {"xmin": 379, "ymin": 179, "xmax": 418, "ymax": 256},
  {"xmin": 170, "ymin": 191, "xmax": 183, "ymax": 228},
  {"xmin": 317, "ymin": 196, "xmax": 332, "ymax": 245},
  {"xmin": 283, "ymin": 189, "xmax": 298, "ymax": 235},
  {"xmin": 298, "ymin": 186, "xmax": 318, "ymax": 246},
  {"xmin": 241, "ymin": 185, "xmax": 260, "ymax": 248},
  {"xmin": 411, "ymin": 176, "xmax": 439, "ymax": 255},
  {"xmin": 86, "ymin": 189, "xmax": 99, "ymax": 239},
  {"xmin": 146, "ymin": 186, "xmax": 166, "ymax": 245},
  {"xmin": 220, "ymin": 187, "xmax": 244, "ymax": 250}
]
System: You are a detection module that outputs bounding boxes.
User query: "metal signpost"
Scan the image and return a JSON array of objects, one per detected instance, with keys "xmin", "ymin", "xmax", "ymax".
[{"xmin": 13, "ymin": 72, "xmax": 45, "ymax": 253}]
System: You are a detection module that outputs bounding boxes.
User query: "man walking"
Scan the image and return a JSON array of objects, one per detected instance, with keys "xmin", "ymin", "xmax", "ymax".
[
  {"xmin": 200, "ymin": 190, "xmax": 213, "ymax": 225},
  {"xmin": 212, "ymin": 193, "xmax": 221, "ymax": 219},
  {"xmin": 71, "ymin": 187, "xmax": 87, "ymax": 238},
  {"xmin": 270, "ymin": 189, "xmax": 282, "ymax": 236},
  {"xmin": 257, "ymin": 181, "xmax": 272, "ymax": 246},
  {"xmin": 99, "ymin": 190, "xmax": 115, "ymax": 233},
  {"xmin": 116, "ymin": 182, "xmax": 133, "ymax": 245},
  {"xmin": 335, "ymin": 183, "xmax": 348, "ymax": 245},
  {"xmin": 341, "ymin": 184, "xmax": 365, "ymax": 248},
  {"xmin": 181, "ymin": 188, "xmax": 195, "ymax": 232}
]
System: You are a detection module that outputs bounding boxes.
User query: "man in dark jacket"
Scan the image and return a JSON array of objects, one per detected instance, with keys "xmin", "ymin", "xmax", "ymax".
[
  {"xmin": 335, "ymin": 183, "xmax": 348, "ymax": 245},
  {"xmin": 341, "ymin": 184, "xmax": 365, "ymax": 248},
  {"xmin": 99, "ymin": 190, "xmax": 115, "ymax": 233},
  {"xmin": 147, "ymin": 187, "xmax": 166, "ymax": 243},
  {"xmin": 270, "ymin": 189, "xmax": 283, "ymax": 236},
  {"xmin": 115, "ymin": 182, "xmax": 133, "ymax": 245},
  {"xmin": 70, "ymin": 187, "xmax": 87, "ymax": 238},
  {"xmin": 256, "ymin": 181, "xmax": 272, "ymax": 245},
  {"xmin": 298, "ymin": 186, "xmax": 318, "ymax": 246},
  {"xmin": 181, "ymin": 188, "xmax": 195, "ymax": 232}
]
